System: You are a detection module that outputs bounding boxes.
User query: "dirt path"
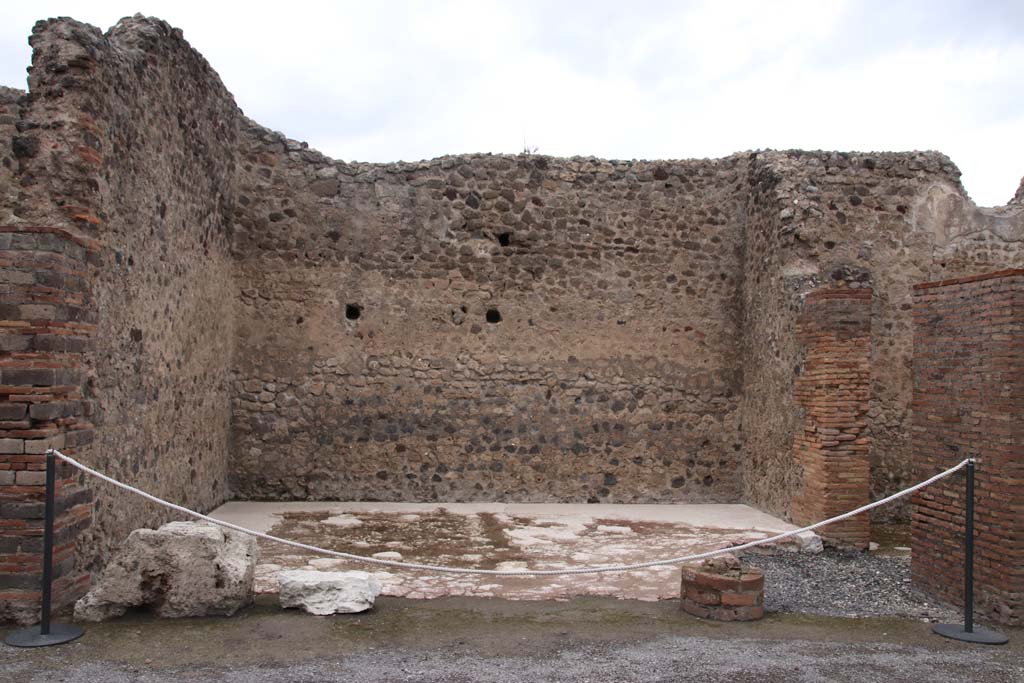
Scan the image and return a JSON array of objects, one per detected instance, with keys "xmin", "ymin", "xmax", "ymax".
[{"xmin": 3, "ymin": 597, "xmax": 1020, "ymax": 682}]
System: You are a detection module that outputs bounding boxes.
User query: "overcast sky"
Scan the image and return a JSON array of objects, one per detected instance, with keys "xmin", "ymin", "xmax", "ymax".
[{"xmin": 2, "ymin": 1, "xmax": 1021, "ymax": 206}]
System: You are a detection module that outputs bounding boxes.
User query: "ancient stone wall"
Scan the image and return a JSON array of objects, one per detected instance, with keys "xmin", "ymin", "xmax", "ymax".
[
  {"xmin": 228, "ymin": 125, "xmax": 1024, "ymax": 514},
  {"xmin": 739, "ymin": 151, "xmax": 1024, "ymax": 523},
  {"xmin": 0, "ymin": 15, "xmax": 240, "ymax": 624},
  {"xmin": 230, "ymin": 122, "xmax": 748, "ymax": 503},
  {"xmin": 2, "ymin": 15, "xmax": 1024, "ymax": 622},
  {"xmin": 63, "ymin": 17, "xmax": 239, "ymax": 572},
  {"xmin": 911, "ymin": 270, "xmax": 1024, "ymax": 625},
  {"xmin": 736, "ymin": 155, "xmax": 804, "ymax": 518}
]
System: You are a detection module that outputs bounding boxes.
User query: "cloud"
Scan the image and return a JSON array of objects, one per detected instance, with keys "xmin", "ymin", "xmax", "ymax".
[{"xmin": 0, "ymin": 0, "xmax": 1021, "ymax": 205}]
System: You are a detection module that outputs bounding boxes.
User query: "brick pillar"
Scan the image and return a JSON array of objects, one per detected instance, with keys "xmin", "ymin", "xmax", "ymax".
[
  {"xmin": 911, "ymin": 269, "xmax": 1024, "ymax": 626},
  {"xmin": 0, "ymin": 225, "xmax": 96, "ymax": 624},
  {"xmin": 790, "ymin": 287, "xmax": 872, "ymax": 549}
]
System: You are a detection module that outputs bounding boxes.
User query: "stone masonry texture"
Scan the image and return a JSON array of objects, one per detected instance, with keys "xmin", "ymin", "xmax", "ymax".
[
  {"xmin": 1, "ymin": 16, "xmax": 236, "ymax": 622},
  {"xmin": 911, "ymin": 270, "xmax": 1024, "ymax": 626},
  {"xmin": 230, "ymin": 131, "xmax": 747, "ymax": 504},
  {"xmin": 0, "ymin": 87, "xmax": 20, "ymax": 221},
  {"xmin": 737, "ymin": 152, "xmax": 1024, "ymax": 523},
  {"xmin": 0, "ymin": 14, "xmax": 1023, "ymax": 623}
]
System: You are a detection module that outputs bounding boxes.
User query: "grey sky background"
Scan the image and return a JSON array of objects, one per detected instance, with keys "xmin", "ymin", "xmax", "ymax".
[{"xmin": 1, "ymin": 1, "xmax": 1021, "ymax": 206}]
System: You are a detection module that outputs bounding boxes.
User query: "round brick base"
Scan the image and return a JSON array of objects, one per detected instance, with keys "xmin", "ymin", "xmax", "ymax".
[{"xmin": 680, "ymin": 555, "xmax": 764, "ymax": 621}]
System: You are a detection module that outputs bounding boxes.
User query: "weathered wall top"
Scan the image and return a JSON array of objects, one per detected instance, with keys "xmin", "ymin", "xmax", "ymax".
[
  {"xmin": 0, "ymin": 86, "xmax": 23, "ymax": 222},
  {"xmin": 1013, "ymin": 177, "xmax": 1024, "ymax": 205},
  {"xmin": 9, "ymin": 15, "xmax": 238, "ymax": 232}
]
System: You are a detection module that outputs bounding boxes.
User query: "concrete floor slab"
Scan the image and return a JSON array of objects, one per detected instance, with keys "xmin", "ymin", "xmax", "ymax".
[{"xmin": 209, "ymin": 502, "xmax": 820, "ymax": 601}]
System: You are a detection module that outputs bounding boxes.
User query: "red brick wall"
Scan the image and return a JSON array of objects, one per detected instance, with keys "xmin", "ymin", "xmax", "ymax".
[
  {"xmin": 911, "ymin": 269, "xmax": 1024, "ymax": 625},
  {"xmin": 790, "ymin": 287, "xmax": 872, "ymax": 548},
  {"xmin": 0, "ymin": 225, "xmax": 96, "ymax": 624}
]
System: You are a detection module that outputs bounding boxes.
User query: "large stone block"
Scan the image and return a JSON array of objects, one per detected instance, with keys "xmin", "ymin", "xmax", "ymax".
[
  {"xmin": 74, "ymin": 521, "xmax": 258, "ymax": 621},
  {"xmin": 278, "ymin": 569, "xmax": 382, "ymax": 615}
]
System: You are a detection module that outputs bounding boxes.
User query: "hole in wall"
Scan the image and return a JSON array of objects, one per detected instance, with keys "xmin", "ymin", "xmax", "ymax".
[
  {"xmin": 486, "ymin": 308, "xmax": 502, "ymax": 324},
  {"xmin": 497, "ymin": 232, "xmax": 512, "ymax": 247},
  {"xmin": 345, "ymin": 304, "xmax": 362, "ymax": 320}
]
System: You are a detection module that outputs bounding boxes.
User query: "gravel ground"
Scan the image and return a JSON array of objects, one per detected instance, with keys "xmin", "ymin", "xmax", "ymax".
[
  {"xmin": 1, "ymin": 539, "xmax": 1006, "ymax": 683},
  {"xmin": 2, "ymin": 596, "xmax": 1019, "ymax": 683},
  {"xmin": 5, "ymin": 636, "xmax": 1022, "ymax": 683},
  {"xmin": 742, "ymin": 548, "xmax": 962, "ymax": 622}
]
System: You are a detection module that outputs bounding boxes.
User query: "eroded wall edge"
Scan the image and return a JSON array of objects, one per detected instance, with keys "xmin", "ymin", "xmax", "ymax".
[{"xmin": 0, "ymin": 15, "xmax": 240, "ymax": 623}]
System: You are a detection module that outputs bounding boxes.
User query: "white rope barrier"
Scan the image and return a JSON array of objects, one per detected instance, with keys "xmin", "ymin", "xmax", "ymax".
[{"xmin": 49, "ymin": 449, "xmax": 969, "ymax": 577}]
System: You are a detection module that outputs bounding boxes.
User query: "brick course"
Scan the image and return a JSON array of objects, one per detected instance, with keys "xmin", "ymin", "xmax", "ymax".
[
  {"xmin": 0, "ymin": 225, "xmax": 95, "ymax": 624},
  {"xmin": 911, "ymin": 269, "xmax": 1024, "ymax": 625}
]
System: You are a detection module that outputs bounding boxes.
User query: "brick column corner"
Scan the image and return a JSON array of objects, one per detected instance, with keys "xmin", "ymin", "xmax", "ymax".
[
  {"xmin": 1, "ymin": 225, "xmax": 97, "ymax": 625},
  {"xmin": 911, "ymin": 269, "xmax": 1024, "ymax": 626},
  {"xmin": 790, "ymin": 286, "xmax": 872, "ymax": 549}
]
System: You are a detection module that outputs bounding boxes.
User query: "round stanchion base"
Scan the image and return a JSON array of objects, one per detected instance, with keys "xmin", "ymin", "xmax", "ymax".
[
  {"xmin": 932, "ymin": 623, "xmax": 1008, "ymax": 645},
  {"xmin": 4, "ymin": 623, "xmax": 85, "ymax": 648}
]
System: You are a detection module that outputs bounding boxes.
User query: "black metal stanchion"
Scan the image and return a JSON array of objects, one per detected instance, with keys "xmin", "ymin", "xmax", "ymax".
[
  {"xmin": 4, "ymin": 449, "xmax": 84, "ymax": 648},
  {"xmin": 932, "ymin": 459, "xmax": 1007, "ymax": 645}
]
